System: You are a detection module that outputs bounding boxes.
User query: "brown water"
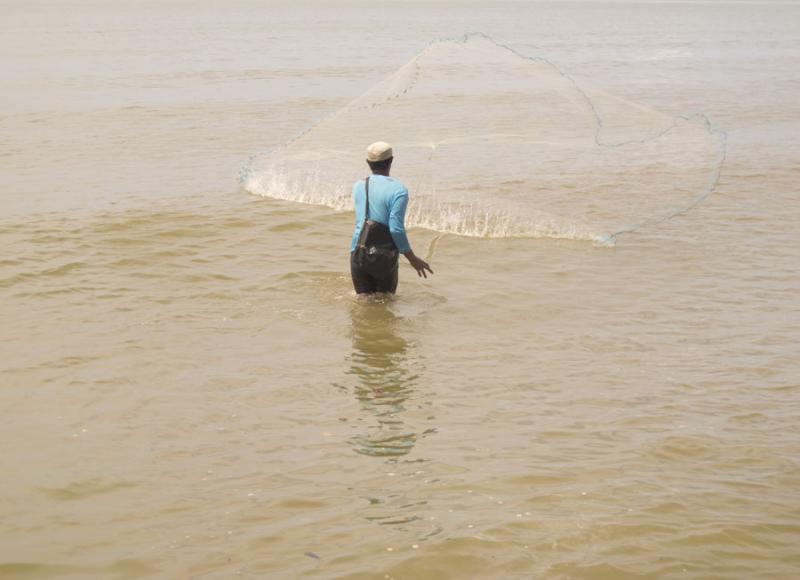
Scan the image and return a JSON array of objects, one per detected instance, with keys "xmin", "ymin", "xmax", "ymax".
[{"xmin": 2, "ymin": 1, "xmax": 800, "ymax": 578}]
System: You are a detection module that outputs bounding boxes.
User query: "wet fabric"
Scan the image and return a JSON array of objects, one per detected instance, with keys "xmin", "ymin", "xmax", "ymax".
[{"xmin": 350, "ymin": 251, "xmax": 399, "ymax": 294}]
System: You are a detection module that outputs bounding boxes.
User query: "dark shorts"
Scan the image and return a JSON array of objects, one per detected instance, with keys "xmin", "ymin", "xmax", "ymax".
[{"xmin": 350, "ymin": 251, "xmax": 399, "ymax": 294}]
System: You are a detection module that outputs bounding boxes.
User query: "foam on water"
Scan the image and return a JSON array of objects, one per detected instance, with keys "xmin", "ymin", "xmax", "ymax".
[{"xmin": 242, "ymin": 34, "xmax": 726, "ymax": 244}]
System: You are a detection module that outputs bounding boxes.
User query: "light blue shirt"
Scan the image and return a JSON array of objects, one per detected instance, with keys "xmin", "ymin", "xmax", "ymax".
[{"xmin": 350, "ymin": 175, "xmax": 411, "ymax": 253}]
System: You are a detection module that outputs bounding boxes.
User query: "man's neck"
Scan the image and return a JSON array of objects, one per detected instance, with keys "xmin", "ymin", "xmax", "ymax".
[{"xmin": 371, "ymin": 170, "xmax": 390, "ymax": 177}]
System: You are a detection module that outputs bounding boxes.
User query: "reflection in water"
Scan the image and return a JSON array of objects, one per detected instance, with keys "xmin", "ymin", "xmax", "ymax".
[
  {"xmin": 347, "ymin": 297, "xmax": 419, "ymax": 457},
  {"xmin": 346, "ymin": 298, "xmax": 442, "ymax": 535}
]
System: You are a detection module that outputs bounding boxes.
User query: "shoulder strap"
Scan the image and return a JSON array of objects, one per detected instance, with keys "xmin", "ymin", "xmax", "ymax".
[{"xmin": 364, "ymin": 176, "xmax": 370, "ymax": 222}]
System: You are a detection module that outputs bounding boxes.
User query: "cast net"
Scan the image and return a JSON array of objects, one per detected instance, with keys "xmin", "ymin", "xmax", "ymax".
[{"xmin": 242, "ymin": 34, "xmax": 726, "ymax": 244}]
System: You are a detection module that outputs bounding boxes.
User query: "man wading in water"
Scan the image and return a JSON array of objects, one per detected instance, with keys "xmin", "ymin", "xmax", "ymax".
[{"xmin": 350, "ymin": 142, "xmax": 433, "ymax": 294}]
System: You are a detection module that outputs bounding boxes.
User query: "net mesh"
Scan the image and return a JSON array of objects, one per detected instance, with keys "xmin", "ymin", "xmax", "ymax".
[{"xmin": 242, "ymin": 33, "xmax": 726, "ymax": 244}]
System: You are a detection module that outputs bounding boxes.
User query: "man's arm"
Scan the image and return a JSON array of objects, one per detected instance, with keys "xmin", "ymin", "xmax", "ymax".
[
  {"xmin": 387, "ymin": 191, "xmax": 411, "ymax": 253},
  {"xmin": 388, "ymin": 190, "xmax": 433, "ymax": 278}
]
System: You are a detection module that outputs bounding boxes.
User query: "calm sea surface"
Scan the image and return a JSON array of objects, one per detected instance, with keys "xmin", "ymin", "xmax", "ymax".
[{"xmin": 2, "ymin": 1, "xmax": 799, "ymax": 578}]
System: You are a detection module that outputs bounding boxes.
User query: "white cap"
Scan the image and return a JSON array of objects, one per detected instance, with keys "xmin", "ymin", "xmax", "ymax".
[{"xmin": 366, "ymin": 141, "xmax": 393, "ymax": 162}]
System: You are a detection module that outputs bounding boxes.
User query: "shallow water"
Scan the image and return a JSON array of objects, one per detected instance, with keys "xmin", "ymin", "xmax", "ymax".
[{"xmin": 2, "ymin": 1, "xmax": 800, "ymax": 578}]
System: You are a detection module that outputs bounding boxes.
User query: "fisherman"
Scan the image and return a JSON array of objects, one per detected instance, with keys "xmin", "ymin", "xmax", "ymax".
[{"xmin": 350, "ymin": 141, "xmax": 433, "ymax": 294}]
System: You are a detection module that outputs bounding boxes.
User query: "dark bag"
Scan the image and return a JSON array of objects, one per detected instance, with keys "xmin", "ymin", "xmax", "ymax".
[{"xmin": 353, "ymin": 177, "xmax": 399, "ymax": 279}]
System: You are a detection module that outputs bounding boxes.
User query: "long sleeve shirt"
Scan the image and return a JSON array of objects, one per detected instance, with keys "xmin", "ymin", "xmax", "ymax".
[{"xmin": 349, "ymin": 174, "xmax": 411, "ymax": 254}]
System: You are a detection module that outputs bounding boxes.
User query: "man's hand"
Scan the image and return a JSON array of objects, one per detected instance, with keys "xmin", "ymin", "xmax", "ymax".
[{"xmin": 403, "ymin": 251, "xmax": 434, "ymax": 279}]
